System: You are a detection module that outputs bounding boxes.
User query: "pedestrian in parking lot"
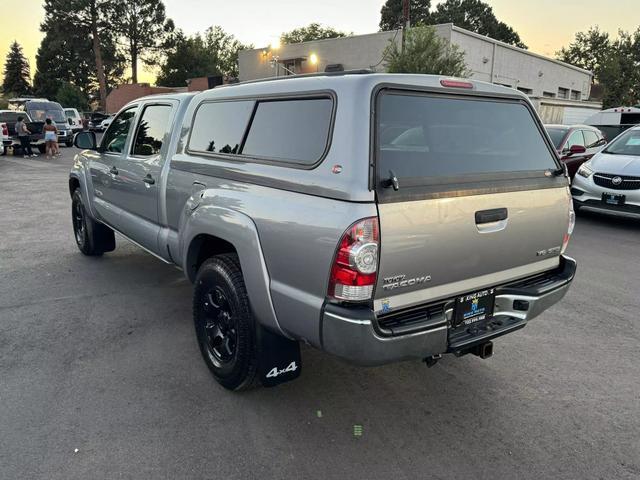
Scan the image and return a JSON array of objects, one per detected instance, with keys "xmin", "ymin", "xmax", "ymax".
[
  {"xmin": 15, "ymin": 116, "xmax": 37, "ymax": 158},
  {"xmin": 43, "ymin": 118, "xmax": 58, "ymax": 159}
]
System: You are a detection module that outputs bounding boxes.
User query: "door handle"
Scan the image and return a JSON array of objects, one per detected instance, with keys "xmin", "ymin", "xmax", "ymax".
[
  {"xmin": 475, "ymin": 208, "xmax": 508, "ymax": 224},
  {"xmin": 143, "ymin": 174, "xmax": 155, "ymax": 185},
  {"xmin": 109, "ymin": 166, "xmax": 118, "ymax": 175}
]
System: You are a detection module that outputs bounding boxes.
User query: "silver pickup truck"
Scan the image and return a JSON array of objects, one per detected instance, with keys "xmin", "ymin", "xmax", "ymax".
[{"xmin": 69, "ymin": 72, "xmax": 576, "ymax": 390}]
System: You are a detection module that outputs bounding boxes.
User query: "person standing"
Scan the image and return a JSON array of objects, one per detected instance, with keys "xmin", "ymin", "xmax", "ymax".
[
  {"xmin": 43, "ymin": 118, "xmax": 58, "ymax": 159},
  {"xmin": 15, "ymin": 116, "xmax": 37, "ymax": 158}
]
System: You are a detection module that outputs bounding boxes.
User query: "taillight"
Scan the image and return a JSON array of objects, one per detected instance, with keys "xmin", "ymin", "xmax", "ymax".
[
  {"xmin": 1, "ymin": 124, "xmax": 8, "ymax": 136},
  {"xmin": 561, "ymin": 198, "xmax": 576, "ymax": 254},
  {"xmin": 328, "ymin": 217, "xmax": 379, "ymax": 302}
]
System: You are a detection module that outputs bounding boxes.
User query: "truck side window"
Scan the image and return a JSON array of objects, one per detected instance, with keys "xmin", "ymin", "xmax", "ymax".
[
  {"xmin": 132, "ymin": 105, "xmax": 173, "ymax": 156},
  {"xmin": 102, "ymin": 107, "xmax": 137, "ymax": 154},
  {"xmin": 242, "ymin": 98, "xmax": 333, "ymax": 165},
  {"xmin": 189, "ymin": 101, "xmax": 254, "ymax": 155}
]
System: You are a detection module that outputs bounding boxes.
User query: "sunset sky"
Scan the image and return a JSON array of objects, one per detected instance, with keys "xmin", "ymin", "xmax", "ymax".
[{"xmin": 1, "ymin": 0, "xmax": 638, "ymax": 85}]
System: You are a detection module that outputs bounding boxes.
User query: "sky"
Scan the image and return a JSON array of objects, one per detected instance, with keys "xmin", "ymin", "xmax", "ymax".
[{"xmin": 0, "ymin": 0, "xmax": 639, "ymax": 86}]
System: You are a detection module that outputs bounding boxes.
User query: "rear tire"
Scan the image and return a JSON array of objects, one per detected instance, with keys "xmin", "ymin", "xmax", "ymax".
[
  {"xmin": 193, "ymin": 254, "xmax": 259, "ymax": 391},
  {"xmin": 71, "ymin": 189, "xmax": 115, "ymax": 256}
]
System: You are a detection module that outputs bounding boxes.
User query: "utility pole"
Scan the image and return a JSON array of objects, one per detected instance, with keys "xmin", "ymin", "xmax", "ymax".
[{"xmin": 402, "ymin": 0, "xmax": 410, "ymax": 51}]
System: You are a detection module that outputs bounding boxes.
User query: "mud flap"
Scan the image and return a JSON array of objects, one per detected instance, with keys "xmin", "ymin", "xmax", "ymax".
[{"xmin": 257, "ymin": 326, "xmax": 301, "ymax": 387}]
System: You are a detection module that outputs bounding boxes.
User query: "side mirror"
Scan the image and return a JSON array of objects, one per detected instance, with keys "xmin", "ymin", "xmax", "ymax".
[
  {"xmin": 68, "ymin": 118, "xmax": 73, "ymax": 125},
  {"xmin": 568, "ymin": 144, "xmax": 586, "ymax": 155},
  {"xmin": 74, "ymin": 131, "xmax": 98, "ymax": 150}
]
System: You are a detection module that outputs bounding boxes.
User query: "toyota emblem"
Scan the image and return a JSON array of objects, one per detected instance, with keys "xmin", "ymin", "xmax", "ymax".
[{"xmin": 612, "ymin": 176, "xmax": 623, "ymax": 186}]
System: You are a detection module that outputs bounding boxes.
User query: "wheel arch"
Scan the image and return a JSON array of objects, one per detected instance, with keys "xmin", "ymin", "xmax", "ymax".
[{"xmin": 180, "ymin": 203, "xmax": 290, "ymax": 338}]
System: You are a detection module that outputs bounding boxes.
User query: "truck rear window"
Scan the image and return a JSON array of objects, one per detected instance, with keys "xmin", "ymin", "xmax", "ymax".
[{"xmin": 377, "ymin": 92, "xmax": 557, "ymax": 180}]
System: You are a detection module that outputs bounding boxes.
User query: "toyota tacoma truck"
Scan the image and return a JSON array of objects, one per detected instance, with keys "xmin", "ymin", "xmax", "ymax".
[{"xmin": 69, "ymin": 72, "xmax": 576, "ymax": 390}]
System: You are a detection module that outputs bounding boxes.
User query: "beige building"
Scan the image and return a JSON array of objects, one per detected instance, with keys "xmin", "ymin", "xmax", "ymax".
[{"xmin": 239, "ymin": 23, "xmax": 595, "ymax": 103}]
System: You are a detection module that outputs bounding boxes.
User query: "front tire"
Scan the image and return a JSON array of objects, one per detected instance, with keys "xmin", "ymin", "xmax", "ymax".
[
  {"xmin": 38, "ymin": 144, "xmax": 46, "ymax": 154},
  {"xmin": 71, "ymin": 189, "xmax": 115, "ymax": 256},
  {"xmin": 65, "ymin": 140, "xmax": 73, "ymax": 147},
  {"xmin": 193, "ymin": 254, "xmax": 258, "ymax": 391}
]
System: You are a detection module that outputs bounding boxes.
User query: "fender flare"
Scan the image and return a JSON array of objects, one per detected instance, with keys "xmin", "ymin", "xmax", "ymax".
[
  {"xmin": 69, "ymin": 158, "xmax": 97, "ymax": 219},
  {"xmin": 180, "ymin": 201, "xmax": 290, "ymax": 339}
]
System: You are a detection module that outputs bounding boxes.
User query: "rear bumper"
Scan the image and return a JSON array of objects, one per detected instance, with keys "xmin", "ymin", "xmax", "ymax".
[{"xmin": 320, "ymin": 255, "xmax": 576, "ymax": 366}]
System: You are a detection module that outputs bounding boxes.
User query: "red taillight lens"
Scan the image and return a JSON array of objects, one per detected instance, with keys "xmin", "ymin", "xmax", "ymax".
[
  {"xmin": 328, "ymin": 217, "xmax": 379, "ymax": 302},
  {"xmin": 1, "ymin": 124, "xmax": 8, "ymax": 136}
]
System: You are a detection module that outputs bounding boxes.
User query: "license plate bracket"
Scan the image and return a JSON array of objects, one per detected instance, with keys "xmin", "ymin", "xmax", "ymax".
[
  {"xmin": 453, "ymin": 288, "xmax": 495, "ymax": 328},
  {"xmin": 602, "ymin": 192, "xmax": 626, "ymax": 206}
]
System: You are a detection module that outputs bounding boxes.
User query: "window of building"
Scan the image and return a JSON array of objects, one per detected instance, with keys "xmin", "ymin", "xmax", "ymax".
[
  {"xmin": 242, "ymin": 98, "xmax": 333, "ymax": 165},
  {"xmin": 517, "ymin": 87, "xmax": 533, "ymax": 95},
  {"xmin": 543, "ymin": 91, "xmax": 556, "ymax": 98},
  {"xmin": 132, "ymin": 105, "xmax": 173, "ymax": 156},
  {"xmin": 189, "ymin": 101, "xmax": 255, "ymax": 154},
  {"xmin": 570, "ymin": 90, "xmax": 581, "ymax": 100},
  {"xmin": 557, "ymin": 87, "xmax": 569, "ymax": 99}
]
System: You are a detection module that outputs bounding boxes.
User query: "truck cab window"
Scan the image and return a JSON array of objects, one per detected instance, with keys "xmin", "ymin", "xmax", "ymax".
[
  {"xmin": 132, "ymin": 105, "xmax": 172, "ymax": 156},
  {"xmin": 101, "ymin": 107, "xmax": 137, "ymax": 153}
]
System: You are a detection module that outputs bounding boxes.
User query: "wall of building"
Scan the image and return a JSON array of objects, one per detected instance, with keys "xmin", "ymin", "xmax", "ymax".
[
  {"xmin": 105, "ymin": 84, "xmax": 183, "ymax": 113},
  {"xmin": 238, "ymin": 24, "xmax": 593, "ymax": 106},
  {"xmin": 238, "ymin": 31, "xmax": 401, "ymax": 82},
  {"xmin": 446, "ymin": 25, "xmax": 593, "ymax": 100}
]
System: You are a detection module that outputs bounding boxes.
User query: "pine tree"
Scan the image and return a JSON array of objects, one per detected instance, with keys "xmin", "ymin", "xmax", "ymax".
[{"xmin": 2, "ymin": 41, "xmax": 32, "ymax": 96}]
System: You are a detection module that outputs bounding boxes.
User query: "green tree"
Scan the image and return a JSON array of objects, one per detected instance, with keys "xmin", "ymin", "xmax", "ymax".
[
  {"xmin": 384, "ymin": 25, "xmax": 469, "ymax": 76},
  {"xmin": 558, "ymin": 27, "xmax": 640, "ymax": 108},
  {"xmin": 157, "ymin": 26, "xmax": 250, "ymax": 87},
  {"xmin": 112, "ymin": 0, "xmax": 175, "ymax": 83},
  {"xmin": 556, "ymin": 27, "xmax": 612, "ymax": 81},
  {"xmin": 429, "ymin": 0, "xmax": 527, "ymax": 49},
  {"xmin": 2, "ymin": 41, "xmax": 31, "ymax": 96},
  {"xmin": 379, "ymin": 0, "xmax": 431, "ymax": 31},
  {"xmin": 55, "ymin": 82, "xmax": 89, "ymax": 110},
  {"xmin": 34, "ymin": 1, "xmax": 125, "ymax": 102},
  {"xmin": 280, "ymin": 23, "xmax": 349, "ymax": 44},
  {"xmin": 48, "ymin": 0, "xmax": 121, "ymax": 110}
]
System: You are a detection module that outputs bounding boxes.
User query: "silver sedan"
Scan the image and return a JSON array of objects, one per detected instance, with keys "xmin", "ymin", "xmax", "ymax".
[{"xmin": 572, "ymin": 126, "xmax": 640, "ymax": 219}]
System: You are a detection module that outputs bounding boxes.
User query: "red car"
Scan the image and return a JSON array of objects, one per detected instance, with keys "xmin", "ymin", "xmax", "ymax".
[{"xmin": 545, "ymin": 124, "xmax": 607, "ymax": 178}]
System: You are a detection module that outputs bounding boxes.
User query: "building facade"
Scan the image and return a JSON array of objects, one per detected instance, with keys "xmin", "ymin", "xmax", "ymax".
[{"xmin": 239, "ymin": 24, "xmax": 594, "ymax": 102}]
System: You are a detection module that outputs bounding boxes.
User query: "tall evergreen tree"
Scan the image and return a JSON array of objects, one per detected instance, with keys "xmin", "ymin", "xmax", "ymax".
[
  {"xmin": 34, "ymin": 1, "xmax": 124, "ymax": 103},
  {"xmin": 112, "ymin": 0, "xmax": 175, "ymax": 83},
  {"xmin": 2, "ymin": 41, "xmax": 31, "ymax": 96},
  {"xmin": 380, "ymin": 0, "xmax": 431, "ymax": 31}
]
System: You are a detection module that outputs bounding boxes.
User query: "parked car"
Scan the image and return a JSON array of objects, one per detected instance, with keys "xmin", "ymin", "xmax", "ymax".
[
  {"xmin": 64, "ymin": 108, "xmax": 84, "ymax": 133},
  {"xmin": 0, "ymin": 110, "xmax": 45, "ymax": 153},
  {"xmin": 86, "ymin": 111, "xmax": 110, "ymax": 131},
  {"xmin": 99, "ymin": 115, "xmax": 114, "ymax": 131},
  {"xmin": 17, "ymin": 100, "xmax": 74, "ymax": 147},
  {"xmin": 545, "ymin": 124, "xmax": 607, "ymax": 178},
  {"xmin": 572, "ymin": 125, "xmax": 640, "ymax": 218},
  {"xmin": 69, "ymin": 72, "xmax": 576, "ymax": 390}
]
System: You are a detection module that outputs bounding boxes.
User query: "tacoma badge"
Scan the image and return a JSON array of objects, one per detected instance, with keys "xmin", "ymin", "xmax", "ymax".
[{"xmin": 383, "ymin": 274, "xmax": 432, "ymax": 291}]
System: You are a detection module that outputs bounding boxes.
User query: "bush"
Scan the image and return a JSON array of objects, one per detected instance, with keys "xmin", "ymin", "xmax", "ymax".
[{"xmin": 384, "ymin": 26, "xmax": 470, "ymax": 77}]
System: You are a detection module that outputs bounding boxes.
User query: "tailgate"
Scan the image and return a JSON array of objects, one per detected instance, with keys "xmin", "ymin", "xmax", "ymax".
[
  {"xmin": 373, "ymin": 87, "xmax": 569, "ymax": 313},
  {"xmin": 375, "ymin": 187, "xmax": 569, "ymax": 312}
]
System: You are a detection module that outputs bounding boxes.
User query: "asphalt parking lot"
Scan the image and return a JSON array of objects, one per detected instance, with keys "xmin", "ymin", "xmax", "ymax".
[{"xmin": 1, "ymin": 147, "xmax": 639, "ymax": 480}]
